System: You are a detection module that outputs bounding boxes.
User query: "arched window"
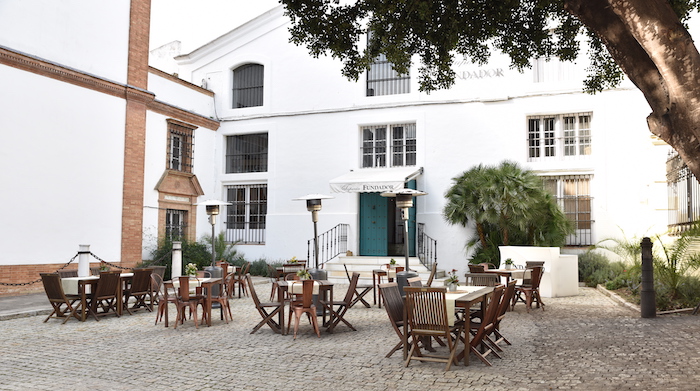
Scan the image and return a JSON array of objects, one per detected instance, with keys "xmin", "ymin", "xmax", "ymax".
[{"xmin": 232, "ymin": 63, "xmax": 264, "ymax": 108}]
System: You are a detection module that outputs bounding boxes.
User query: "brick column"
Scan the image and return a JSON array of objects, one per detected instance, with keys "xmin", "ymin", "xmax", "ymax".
[{"xmin": 121, "ymin": 0, "xmax": 152, "ymax": 267}]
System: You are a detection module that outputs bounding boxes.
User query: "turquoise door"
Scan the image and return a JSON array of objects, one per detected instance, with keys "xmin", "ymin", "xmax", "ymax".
[{"xmin": 359, "ymin": 192, "xmax": 388, "ymax": 256}]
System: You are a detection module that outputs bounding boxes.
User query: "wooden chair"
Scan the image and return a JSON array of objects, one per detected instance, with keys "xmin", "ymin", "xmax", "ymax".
[
  {"xmin": 57, "ymin": 269, "xmax": 78, "ymax": 278},
  {"xmin": 490, "ymin": 280, "xmax": 517, "ymax": 349},
  {"xmin": 464, "ymin": 273, "xmax": 500, "ymax": 286},
  {"xmin": 326, "ymin": 272, "xmax": 360, "ymax": 333},
  {"xmin": 468, "ymin": 264, "xmax": 485, "ymax": 273},
  {"xmin": 173, "ymin": 276, "xmax": 204, "ymax": 329},
  {"xmin": 123, "ymin": 267, "xmax": 154, "ymax": 314},
  {"xmin": 403, "ymin": 286, "xmax": 463, "ymax": 371},
  {"xmin": 203, "ymin": 278, "xmax": 232, "ymax": 325},
  {"xmin": 378, "ymin": 282, "xmax": 411, "ymax": 359},
  {"xmin": 343, "ymin": 264, "xmax": 372, "ymax": 308},
  {"xmin": 267, "ymin": 264, "xmax": 283, "ymax": 301},
  {"xmin": 512, "ymin": 266, "xmax": 545, "ymax": 312},
  {"xmin": 87, "ymin": 271, "xmax": 122, "ymax": 321},
  {"xmin": 287, "ymin": 279, "xmax": 321, "ymax": 339},
  {"xmin": 152, "ymin": 274, "xmax": 176, "ymax": 327},
  {"xmin": 247, "ymin": 274, "xmax": 284, "ymax": 334},
  {"xmin": 426, "ymin": 262, "xmax": 438, "ymax": 287},
  {"xmin": 407, "ymin": 276, "xmax": 423, "ymax": 287},
  {"xmin": 40, "ymin": 273, "xmax": 82, "ymax": 324},
  {"xmin": 468, "ymin": 284, "xmax": 504, "ymax": 366}
]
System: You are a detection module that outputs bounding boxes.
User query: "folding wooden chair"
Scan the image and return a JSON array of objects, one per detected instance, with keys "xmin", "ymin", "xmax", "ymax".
[
  {"xmin": 326, "ymin": 272, "xmax": 360, "ymax": 333},
  {"xmin": 122, "ymin": 267, "xmax": 154, "ymax": 314},
  {"xmin": 40, "ymin": 273, "xmax": 83, "ymax": 324},
  {"xmin": 468, "ymin": 284, "xmax": 504, "ymax": 366},
  {"xmin": 464, "ymin": 273, "xmax": 500, "ymax": 286},
  {"xmin": 490, "ymin": 280, "xmax": 517, "ymax": 349},
  {"xmin": 247, "ymin": 274, "xmax": 284, "ymax": 334},
  {"xmin": 407, "ymin": 276, "xmax": 423, "ymax": 287},
  {"xmin": 87, "ymin": 271, "xmax": 122, "ymax": 321},
  {"xmin": 379, "ymin": 282, "xmax": 411, "ymax": 359},
  {"xmin": 403, "ymin": 286, "xmax": 463, "ymax": 371},
  {"xmin": 343, "ymin": 264, "xmax": 372, "ymax": 308},
  {"xmin": 512, "ymin": 266, "xmax": 545, "ymax": 312},
  {"xmin": 426, "ymin": 262, "xmax": 438, "ymax": 287}
]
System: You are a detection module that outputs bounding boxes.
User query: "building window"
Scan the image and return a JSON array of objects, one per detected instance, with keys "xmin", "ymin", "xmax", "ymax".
[
  {"xmin": 532, "ymin": 57, "xmax": 579, "ymax": 83},
  {"xmin": 362, "ymin": 123, "xmax": 416, "ymax": 168},
  {"xmin": 167, "ymin": 120, "xmax": 195, "ymax": 173},
  {"xmin": 366, "ymin": 53, "xmax": 410, "ymax": 96},
  {"xmin": 542, "ymin": 175, "xmax": 593, "ymax": 246},
  {"xmin": 225, "ymin": 184, "xmax": 267, "ymax": 244},
  {"xmin": 528, "ymin": 113, "xmax": 591, "ymax": 162},
  {"xmin": 165, "ymin": 209, "xmax": 187, "ymax": 240},
  {"xmin": 226, "ymin": 133, "xmax": 268, "ymax": 173},
  {"xmin": 232, "ymin": 63, "xmax": 264, "ymax": 108},
  {"xmin": 667, "ymin": 151, "xmax": 700, "ymax": 234}
]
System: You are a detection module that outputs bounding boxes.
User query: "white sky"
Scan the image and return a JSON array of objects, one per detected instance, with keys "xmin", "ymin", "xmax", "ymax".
[{"xmin": 149, "ymin": 0, "xmax": 280, "ymax": 52}]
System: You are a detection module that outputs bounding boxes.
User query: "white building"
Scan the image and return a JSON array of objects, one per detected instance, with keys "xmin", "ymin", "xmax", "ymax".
[{"xmin": 0, "ymin": 3, "xmax": 669, "ymax": 293}]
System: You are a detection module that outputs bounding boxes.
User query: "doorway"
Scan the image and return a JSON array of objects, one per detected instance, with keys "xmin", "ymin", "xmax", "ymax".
[{"xmin": 358, "ymin": 181, "xmax": 416, "ymax": 257}]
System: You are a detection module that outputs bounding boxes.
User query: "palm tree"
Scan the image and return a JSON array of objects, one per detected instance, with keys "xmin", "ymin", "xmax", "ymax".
[{"xmin": 443, "ymin": 161, "xmax": 573, "ymax": 262}]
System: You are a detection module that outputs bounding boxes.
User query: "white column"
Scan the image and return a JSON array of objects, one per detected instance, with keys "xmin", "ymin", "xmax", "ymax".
[
  {"xmin": 171, "ymin": 241, "xmax": 182, "ymax": 277},
  {"xmin": 78, "ymin": 244, "xmax": 90, "ymax": 277}
]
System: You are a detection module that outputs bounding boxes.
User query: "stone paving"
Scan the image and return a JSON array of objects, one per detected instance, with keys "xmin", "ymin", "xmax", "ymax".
[{"xmin": 1, "ymin": 283, "xmax": 699, "ymax": 391}]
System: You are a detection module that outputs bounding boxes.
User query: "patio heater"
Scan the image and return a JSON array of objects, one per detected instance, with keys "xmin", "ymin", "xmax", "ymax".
[
  {"xmin": 196, "ymin": 199, "xmax": 231, "ymax": 303},
  {"xmin": 381, "ymin": 188, "xmax": 427, "ymax": 295},
  {"xmin": 293, "ymin": 194, "xmax": 334, "ymax": 280}
]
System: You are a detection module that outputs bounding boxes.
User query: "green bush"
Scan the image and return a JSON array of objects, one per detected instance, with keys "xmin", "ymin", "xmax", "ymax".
[{"xmin": 578, "ymin": 251, "xmax": 610, "ymax": 287}]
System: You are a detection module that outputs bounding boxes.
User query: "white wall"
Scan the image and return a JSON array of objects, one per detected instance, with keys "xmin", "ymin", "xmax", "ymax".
[
  {"xmin": 0, "ymin": 0, "xmax": 131, "ymax": 84},
  {"xmin": 0, "ymin": 67, "xmax": 126, "ymax": 264}
]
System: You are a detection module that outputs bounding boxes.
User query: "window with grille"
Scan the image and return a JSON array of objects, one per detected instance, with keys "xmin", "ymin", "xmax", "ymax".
[
  {"xmin": 232, "ymin": 63, "xmax": 264, "ymax": 108},
  {"xmin": 167, "ymin": 120, "xmax": 195, "ymax": 173},
  {"xmin": 528, "ymin": 113, "xmax": 591, "ymax": 162},
  {"xmin": 165, "ymin": 209, "xmax": 187, "ymax": 241},
  {"xmin": 366, "ymin": 53, "xmax": 410, "ymax": 96},
  {"xmin": 542, "ymin": 175, "xmax": 593, "ymax": 246},
  {"xmin": 362, "ymin": 123, "xmax": 416, "ymax": 168},
  {"xmin": 225, "ymin": 184, "xmax": 267, "ymax": 244},
  {"xmin": 226, "ymin": 133, "xmax": 268, "ymax": 173}
]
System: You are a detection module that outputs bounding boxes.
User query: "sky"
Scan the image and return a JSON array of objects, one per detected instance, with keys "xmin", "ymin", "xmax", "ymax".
[{"xmin": 149, "ymin": 0, "xmax": 280, "ymax": 53}]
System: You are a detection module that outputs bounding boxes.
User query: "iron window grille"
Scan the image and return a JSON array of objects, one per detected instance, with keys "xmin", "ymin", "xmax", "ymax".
[
  {"xmin": 232, "ymin": 63, "xmax": 264, "ymax": 108},
  {"xmin": 542, "ymin": 175, "xmax": 593, "ymax": 246},
  {"xmin": 225, "ymin": 133, "xmax": 268, "ymax": 173},
  {"xmin": 362, "ymin": 123, "xmax": 416, "ymax": 168},
  {"xmin": 167, "ymin": 120, "xmax": 195, "ymax": 173},
  {"xmin": 225, "ymin": 184, "xmax": 267, "ymax": 244},
  {"xmin": 667, "ymin": 150, "xmax": 700, "ymax": 235},
  {"xmin": 165, "ymin": 209, "xmax": 187, "ymax": 241}
]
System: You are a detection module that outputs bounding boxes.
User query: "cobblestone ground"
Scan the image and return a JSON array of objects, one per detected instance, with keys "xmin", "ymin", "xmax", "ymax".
[{"xmin": 1, "ymin": 285, "xmax": 699, "ymax": 391}]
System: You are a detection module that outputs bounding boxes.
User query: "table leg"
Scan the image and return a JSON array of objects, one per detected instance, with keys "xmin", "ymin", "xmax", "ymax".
[
  {"xmin": 80, "ymin": 281, "xmax": 87, "ymax": 322},
  {"xmin": 277, "ymin": 283, "xmax": 286, "ymax": 335}
]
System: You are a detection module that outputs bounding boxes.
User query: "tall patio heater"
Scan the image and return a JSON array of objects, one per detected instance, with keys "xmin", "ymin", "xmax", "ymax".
[
  {"xmin": 293, "ymin": 194, "xmax": 334, "ymax": 280},
  {"xmin": 196, "ymin": 199, "xmax": 231, "ymax": 303},
  {"xmin": 380, "ymin": 188, "xmax": 427, "ymax": 295}
]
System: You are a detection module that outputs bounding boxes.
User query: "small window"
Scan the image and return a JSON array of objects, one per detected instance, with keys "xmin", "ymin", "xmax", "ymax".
[
  {"xmin": 167, "ymin": 120, "xmax": 195, "ymax": 173},
  {"xmin": 232, "ymin": 64, "xmax": 264, "ymax": 108},
  {"xmin": 165, "ymin": 209, "xmax": 187, "ymax": 241},
  {"xmin": 226, "ymin": 133, "xmax": 268, "ymax": 173},
  {"xmin": 362, "ymin": 123, "xmax": 416, "ymax": 168},
  {"xmin": 225, "ymin": 184, "xmax": 267, "ymax": 244}
]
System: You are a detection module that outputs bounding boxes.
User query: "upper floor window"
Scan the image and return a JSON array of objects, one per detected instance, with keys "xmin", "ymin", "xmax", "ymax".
[
  {"xmin": 226, "ymin": 133, "xmax": 268, "ymax": 173},
  {"xmin": 362, "ymin": 123, "xmax": 416, "ymax": 168},
  {"xmin": 527, "ymin": 113, "xmax": 591, "ymax": 162},
  {"xmin": 232, "ymin": 63, "xmax": 264, "ymax": 108},
  {"xmin": 542, "ymin": 175, "xmax": 593, "ymax": 246},
  {"xmin": 167, "ymin": 120, "xmax": 195, "ymax": 173},
  {"xmin": 225, "ymin": 184, "xmax": 267, "ymax": 244},
  {"xmin": 366, "ymin": 53, "xmax": 411, "ymax": 96},
  {"xmin": 532, "ymin": 57, "xmax": 579, "ymax": 83}
]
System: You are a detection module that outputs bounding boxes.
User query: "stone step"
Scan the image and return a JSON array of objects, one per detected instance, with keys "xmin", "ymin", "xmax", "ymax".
[{"xmin": 322, "ymin": 255, "xmax": 447, "ymax": 285}]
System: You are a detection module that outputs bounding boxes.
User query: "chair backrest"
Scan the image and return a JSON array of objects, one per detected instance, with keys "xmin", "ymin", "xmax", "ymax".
[
  {"xmin": 94, "ymin": 271, "xmax": 121, "ymax": 299},
  {"xmin": 151, "ymin": 265, "xmax": 166, "ymax": 279},
  {"xmin": 464, "ymin": 273, "xmax": 499, "ymax": 286},
  {"xmin": 130, "ymin": 268, "xmax": 153, "ymax": 293},
  {"xmin": 242, "ymin": 262, "xmax": 251, "ymax": 275},
  {"xmin": 378, "ymin": 282, "xmax": 403, "ymax": 327},
  {"xmin": 300, "ymin": 279, "xmax": 315, "ymax": 308},
  {"xmin": 403, "ymin": 286, "xmax": 449, "ymax": 333},
  {"xmin": 471, "ymin": 284, "xmax": 504, "ymax": 345},
  {"xmin": 407, "ymin": 276, "xmax": 423, "ymax": 287},
  {"xmin": 41, "ymin": 273, "xmax": 67, "ymax": 302},
  {"xmin": 529, "ymin": 266, "xmax": 544, "ymax": 289},
  {"xmin": 497, "ymin": 280, "xmax": 517, "ymax": 319},
  {"xmin": 151, "ymin": 273, "xmax": 165, "ymax": 300},
  {"xmin": 196, "ymin": 270, "xmax": 211, "ymax": 279},
  {"xmin": 525, "ymin": 261, "xmax": 545, "ymax": 269},
  {"xmin": 478, "ymin": 262, "xmax": 492, "ymax": 270},
  {"xmin": 343, "ymin": 264, "xmax": 352, "ymax": 282},
  {"xmin": 246, "ymin": 273, "xmax": 265, "ymax": 307},
  {"xmin": 283, "ymin": 263, "xmax": 304, "ymax": 273},
  {"xmin": 267, "ymin": 264, "xmax": 280, "ymax": 279},
  {"xmin": 426, "ymin": 263, "xmax": 437, "ymax": 287},
  {"xmin": 57, "ymin": 269, "xmax": 78, "ymax": 278},
  {"xmin": 343, "ymin": 272, "xmax": 360, "ymax": 304},
  {"xmin": 178, "ymin": 276, "xmax": 192, "ymax": 301},
  {"xmin": 285, "ymin": 273, "xmax": 300, "ymax": 281},
  {"xmin": 395, "ymin": 266, "xmax": 405, "ymax": 273},
  {"xmin": 468, "ymin": 264, "xmax": 485, "ymax": 273}
]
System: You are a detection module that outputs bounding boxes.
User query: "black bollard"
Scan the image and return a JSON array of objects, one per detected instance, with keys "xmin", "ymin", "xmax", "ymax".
[{"xmin": 640, "ymin": 237, "xmax": 656, "ymax": 318}]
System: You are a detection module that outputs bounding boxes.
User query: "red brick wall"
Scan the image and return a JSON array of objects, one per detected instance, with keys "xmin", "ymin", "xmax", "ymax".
[{"xmin": 0, "ymin": 263, "xmax": 106, "ymax": 296}]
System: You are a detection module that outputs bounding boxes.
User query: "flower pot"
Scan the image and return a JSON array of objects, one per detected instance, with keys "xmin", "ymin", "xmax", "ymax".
[{"xmin": 447, "ymin": 283, "xmax": 457, "ymax": 292}]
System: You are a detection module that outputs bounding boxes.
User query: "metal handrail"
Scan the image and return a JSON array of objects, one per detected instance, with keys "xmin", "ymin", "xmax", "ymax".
[
  {"xmin": 307, "ymin": 223, "xmax": 349, "ymax": 268},
  {"xmin": 417, "ymin": 223, "xmax": 437, "ymax": 269}
]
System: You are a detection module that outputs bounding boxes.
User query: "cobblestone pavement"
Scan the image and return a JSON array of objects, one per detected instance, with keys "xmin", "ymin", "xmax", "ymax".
[{"xmin": 1, "ymin": 285, "xmax": 699, "ymax": 391}]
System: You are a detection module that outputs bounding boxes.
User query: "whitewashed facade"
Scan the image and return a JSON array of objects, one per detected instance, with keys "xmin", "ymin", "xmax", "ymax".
[{"xmin": 173, "ymin": 6, "xmax": 670, "ymax": 273}]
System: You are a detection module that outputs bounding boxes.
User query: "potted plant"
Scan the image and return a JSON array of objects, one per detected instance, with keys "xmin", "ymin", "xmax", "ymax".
[
  {"xmin": 389, "ymin": 258, "xmax": 397, "ymax": 267},
  {"xmin": 504, "ymin": 258, "xmax": 514, "ymax": 270},
  {"xmin": 296, "ymin": 269, "xmax": 311, "ymax": 280},
  {"xmin": 445, "ymin": 269, "xmax": 459, "ymax": 291},
  {"xmin": 289, "ymin": 256, "xmax": 298, "ymax": 263},
  {"xmin": 184, "ymin": 262, "xmax": 198, "ymax": 277}
]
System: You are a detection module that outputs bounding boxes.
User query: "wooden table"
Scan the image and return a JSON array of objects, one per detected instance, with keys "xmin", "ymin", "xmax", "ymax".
[
  {"xmin": 372, "ymin": 267, "xmax": 399, "ymax": 307},
  {"xmin": 171, "ymin": 277, "xmax": 223, "ymax": 327},
  {"xmin": 275, "ymin": 280, "xmax": 334, "ymax": 335},
  {"xmin": 484, "ymin": 268, "xmax": 531, "ymax": 283},
  {"xmin": 452, "ymin": 286, "xmax": 494, "ymax": 366},
  {"xmin": 61, "ymin": 273, "xmax": 133, "ymax": 321}
]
